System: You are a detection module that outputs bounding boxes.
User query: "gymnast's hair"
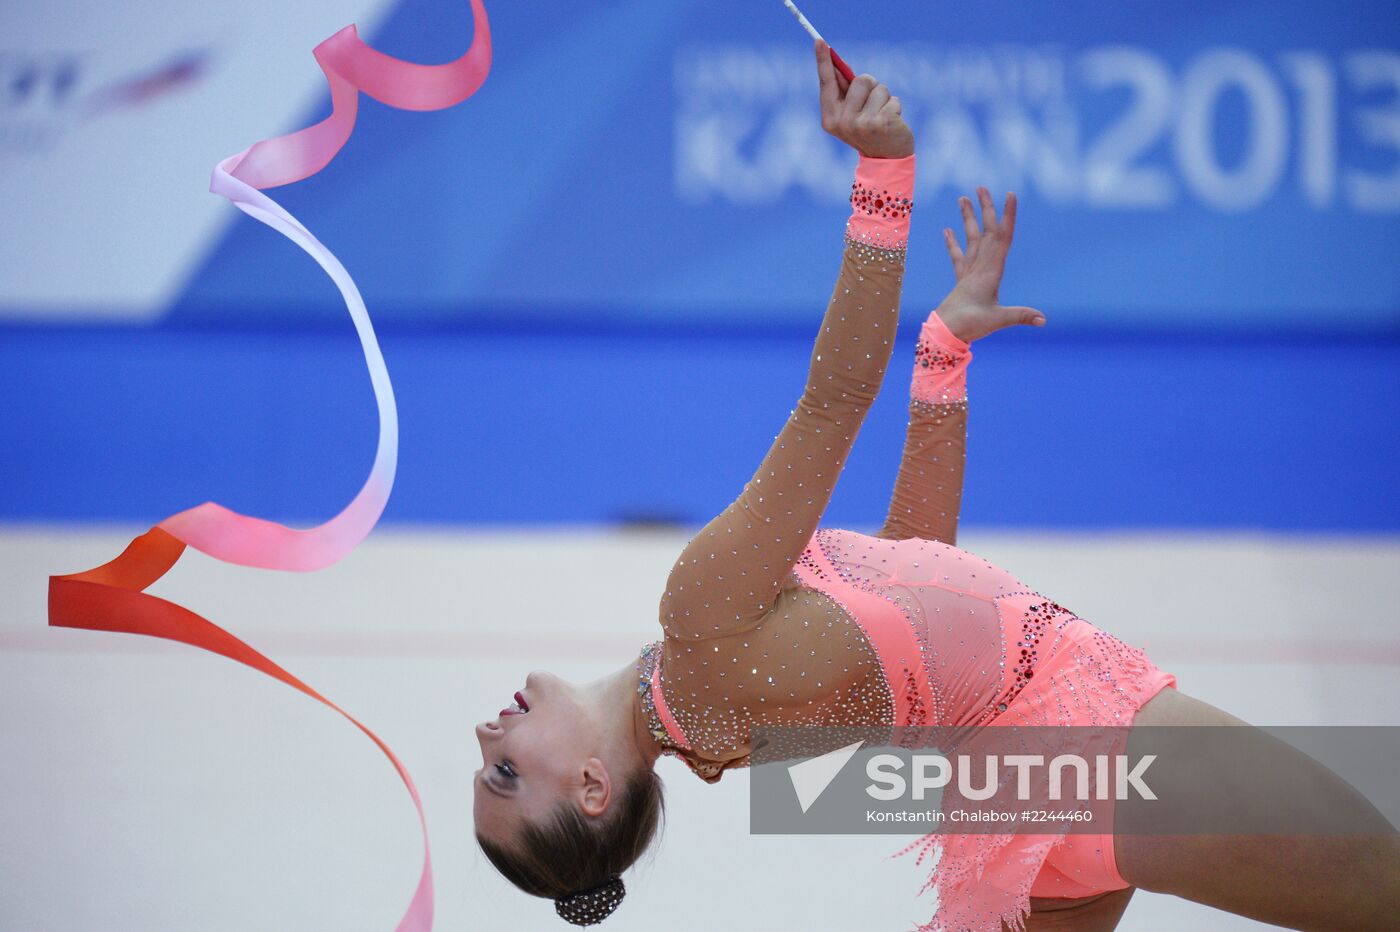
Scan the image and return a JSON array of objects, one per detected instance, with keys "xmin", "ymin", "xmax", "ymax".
[{"xmin": 477, "ymin": 768, "xmax": 665, "ymax": 926}]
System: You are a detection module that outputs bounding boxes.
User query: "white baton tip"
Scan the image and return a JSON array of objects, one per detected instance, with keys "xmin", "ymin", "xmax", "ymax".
[{"xmin": 782, "ymin": 0, "xmax": 826, "ymax": 43}]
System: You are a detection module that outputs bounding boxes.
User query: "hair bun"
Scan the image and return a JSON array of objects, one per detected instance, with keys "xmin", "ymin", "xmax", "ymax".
[{"xmin": 554, "ymin": 875, "xmax": 625, "ymax": 926}]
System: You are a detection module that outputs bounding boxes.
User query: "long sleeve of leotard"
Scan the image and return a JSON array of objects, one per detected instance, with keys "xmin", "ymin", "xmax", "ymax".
[
  {"xmin": 658, "ymin": 153, "xmax": 915, "ymax": 641},
  {"xmin": 875, "ymin": 310, "xmax": 972, "ymax": 545}
]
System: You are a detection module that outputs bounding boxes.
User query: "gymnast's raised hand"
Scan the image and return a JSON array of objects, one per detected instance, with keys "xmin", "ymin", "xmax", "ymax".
[
  {"xmin": 935, "ymin": 187, "xmax": 1047, "ymax": 341},
  {"xmin": 814, "ymin": 38, "xmax": 914, "ymax": 159},
  {"xmin": 817, "ymin": 38, "xmax": 1043, "ymax": 344}
]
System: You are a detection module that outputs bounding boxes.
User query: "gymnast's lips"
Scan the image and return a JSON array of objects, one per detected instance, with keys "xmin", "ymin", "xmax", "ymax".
[{"xmin": 500, "ymin": 689, "xmax": 530, "ymax": 717}]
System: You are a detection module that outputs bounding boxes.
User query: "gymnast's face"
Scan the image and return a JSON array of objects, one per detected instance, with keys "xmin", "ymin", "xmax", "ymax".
[{"xmin": 473, "ymin": 670, "xmax": 610, "ymax": 845}]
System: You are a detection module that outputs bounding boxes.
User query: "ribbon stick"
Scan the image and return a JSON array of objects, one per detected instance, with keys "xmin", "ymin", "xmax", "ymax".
[
  {"xmin": 49, "ymin": 3, "xmax": 491, "ymax": 929},
  {"xmin": 781, "ymin": 0, "xmax": 856, "ymax": 82}
]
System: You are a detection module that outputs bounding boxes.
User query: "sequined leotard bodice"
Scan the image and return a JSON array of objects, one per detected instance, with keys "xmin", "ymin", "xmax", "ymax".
[
  {"xmin": 639, "ymin": 530, "xmax": 1070, "ymax": 780},
  {"xmin": 633, "ymin": 154, "xmax": 1177, "ymax": 932}
]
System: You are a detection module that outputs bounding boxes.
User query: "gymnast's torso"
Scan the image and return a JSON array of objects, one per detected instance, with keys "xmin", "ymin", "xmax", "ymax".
[{"xmin": 638, "ymin": 526, "xmax": 1167, "ymax": 783}]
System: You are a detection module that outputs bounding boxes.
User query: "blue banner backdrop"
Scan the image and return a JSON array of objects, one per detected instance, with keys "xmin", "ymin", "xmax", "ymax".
[
  {"xmin": 5, "ymin": 1, "xmax": 1397, "ymax": 531},
  {"xmin": 175, "ymin": 0, "xmax": 1400, "ymax": 334}
]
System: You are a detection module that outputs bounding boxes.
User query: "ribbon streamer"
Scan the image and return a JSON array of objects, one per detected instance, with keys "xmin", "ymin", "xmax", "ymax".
[{"xmin": 49, "ymin": 3, "xmax": 491, "ymax": 928}]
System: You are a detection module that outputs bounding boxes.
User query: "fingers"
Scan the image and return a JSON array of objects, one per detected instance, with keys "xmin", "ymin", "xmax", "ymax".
[
  {"xmin": 818, "ymin": 67, "xmax": 911, "ymax": 157},
  {"xmin": 957, "ymin": 189, "xmax": 1019, "ymax": 253},
  {"xmin": 814, "ymin": 40, "xmax": 840, "ymax": 114},
  {"xmin": 977, "ymin": 186, "xmax": 998, "ymax": 233},
  {"xmin": 1002, "ymin": 305, "xmax": 1046, "ymax": 327},
  {"xmin": 865, "ymin": 84, "xmax": 891, "ymax": 115},
  {"xmin": 959, "ymin": 195, "xmax": 980, "ymax": 248},
  {"xmin": 943, "ymin": 227, "xmax": 966, "ymax": 275},
  {"xmin": 840, "ymin": 73, "xmax": 876, "ymax": 121}
]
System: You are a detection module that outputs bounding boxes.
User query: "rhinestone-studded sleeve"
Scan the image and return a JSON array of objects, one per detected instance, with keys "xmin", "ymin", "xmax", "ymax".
[
  {"xmin": 875, "ymin": 310, "xmax": 971, "ymax": 545},
  {"xmin": 658, "ymin": 154, "xmax": 915, "ymax": 641}
]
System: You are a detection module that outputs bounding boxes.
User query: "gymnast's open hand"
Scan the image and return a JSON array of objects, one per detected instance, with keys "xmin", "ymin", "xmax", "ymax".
[
  {"xmin": 935, "ymin": 187, "xmax": 1046, "ymax": 342},
  {"xmin": 814, "ymin": 39, "xmax": 914, "ymax": 159}
]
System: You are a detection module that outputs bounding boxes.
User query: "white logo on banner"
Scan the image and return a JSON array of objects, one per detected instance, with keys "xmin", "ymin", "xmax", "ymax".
[{"xmin": 674, "ymin": 43, "xmax": 1400, "ymax": 214}]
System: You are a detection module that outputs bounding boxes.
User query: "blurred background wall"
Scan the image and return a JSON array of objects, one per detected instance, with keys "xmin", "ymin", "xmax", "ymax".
[{"xmin": 2, "ymin": 0, "xmax": 1396, "ymax": 532}]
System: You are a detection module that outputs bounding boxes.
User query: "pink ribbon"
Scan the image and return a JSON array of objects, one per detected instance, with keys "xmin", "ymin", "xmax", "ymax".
[{"xmin": 49, "ymin": 3, "xmax": 491, "ymax": 928}]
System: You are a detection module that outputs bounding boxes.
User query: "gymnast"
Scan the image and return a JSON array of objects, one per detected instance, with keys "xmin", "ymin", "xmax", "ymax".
[{"xmin": 473, "ymin": 41, "xmax": 1400, "ymax": 931}]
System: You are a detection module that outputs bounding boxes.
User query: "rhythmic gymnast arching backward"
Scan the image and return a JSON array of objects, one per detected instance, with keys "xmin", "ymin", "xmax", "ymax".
[
  {"xmin": 47, "ymin": 4, "xmax": 1397, "ymax": 929},
  {"xmin": 471, "ymin": 40, "xmax": 1400, "ymax": 932}
]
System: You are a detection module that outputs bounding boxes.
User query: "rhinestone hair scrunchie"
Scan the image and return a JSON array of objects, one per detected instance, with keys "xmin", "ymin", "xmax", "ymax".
[{"xmin": 554, "ymin": 875, "xmax": 625, "ymax": 926}]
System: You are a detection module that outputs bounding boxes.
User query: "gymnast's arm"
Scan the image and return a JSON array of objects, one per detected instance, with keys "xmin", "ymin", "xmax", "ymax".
[
  {"xmin": 873, "ymin": 309, "xmax": 971, "ymax": 544},
  {"xmin": 657, "ymin": 44, "xmax": 915, "ymax": 640},
  {"xmin": 876, "ymin": 188, "xmax": 1045, "ymax": 545}
]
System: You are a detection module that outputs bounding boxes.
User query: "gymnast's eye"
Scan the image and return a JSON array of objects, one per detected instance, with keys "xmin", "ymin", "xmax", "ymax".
[{"xmin": 496, "ymin": 761, "xmax": 518, "ymax": 780}]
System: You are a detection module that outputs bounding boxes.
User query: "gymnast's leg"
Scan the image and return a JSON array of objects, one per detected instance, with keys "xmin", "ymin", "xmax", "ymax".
[
  {"xmin": 1113, "ymin": 688, "xmax": 1400, "ymax": 931},
  {"xmin": 1012, "ymin": 888, "xmax": 1136, "ymax": 931}
]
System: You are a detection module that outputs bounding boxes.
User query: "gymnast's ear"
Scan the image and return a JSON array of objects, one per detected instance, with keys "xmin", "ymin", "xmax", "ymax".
[{"xmin": 578, "ymin": 757, "xmax": 611, "ymax": 817}]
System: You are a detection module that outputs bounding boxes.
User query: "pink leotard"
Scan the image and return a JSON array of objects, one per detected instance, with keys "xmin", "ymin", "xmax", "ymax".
[{"xmin": 634, "ymin": 154, "xmax": 1176, "ymax": 932}]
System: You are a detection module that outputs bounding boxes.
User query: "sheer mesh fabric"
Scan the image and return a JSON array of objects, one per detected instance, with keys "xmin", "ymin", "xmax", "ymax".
[{"xmin": 815, "ymin": 528, "xmax": 1035, "ymax": 729}]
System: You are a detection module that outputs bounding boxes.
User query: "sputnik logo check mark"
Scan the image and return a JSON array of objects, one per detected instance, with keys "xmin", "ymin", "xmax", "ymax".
[{"xmin": 787, "ymin": 740, "xmax": 864, "ymax": 813}]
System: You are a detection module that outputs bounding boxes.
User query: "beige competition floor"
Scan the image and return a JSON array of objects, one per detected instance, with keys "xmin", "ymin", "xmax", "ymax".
[{"xmin": 2, "ymin": 525, "xmax": 1397, "ymax": 931}]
